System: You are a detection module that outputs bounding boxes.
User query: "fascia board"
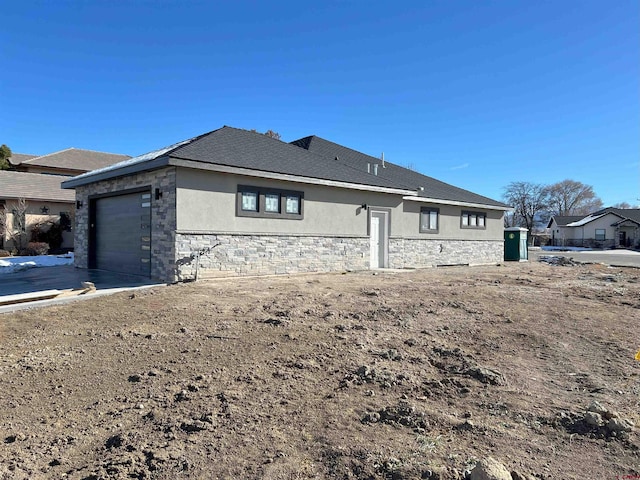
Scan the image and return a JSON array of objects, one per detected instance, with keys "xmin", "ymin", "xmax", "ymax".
[
  {"xmin": 402, "ymin": 195, "xmax": 512, "ymax": 211},
  {"xmin": 61, "ymin": 156, "xmax": 171, "ymax": 189}
]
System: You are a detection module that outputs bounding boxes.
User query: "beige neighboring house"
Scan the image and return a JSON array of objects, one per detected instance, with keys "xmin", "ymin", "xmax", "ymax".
[
  {"xmin": 1, "ymin": 148, "xmax": 130, "ymax": 252},
  {"xmin": 547, "ymin": 208, "xmax": 640, "ymax": 249}
]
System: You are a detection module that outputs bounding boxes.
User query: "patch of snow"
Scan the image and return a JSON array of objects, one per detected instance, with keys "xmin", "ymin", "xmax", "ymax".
[
  {"xmin": 0, "ymin": 253, "xmax": 74, "ymax": 275},
  {"xmin": 565, "ymin": 213, "xmax": 606, "ymax": 227},
  {"xmin": 541, "ymin": 246, "xmax": 593, "ymax": 252}
]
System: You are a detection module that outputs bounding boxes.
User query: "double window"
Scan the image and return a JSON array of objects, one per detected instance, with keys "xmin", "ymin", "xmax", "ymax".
[
  {"xmin": 419, "ymin": 207, "xmax": 439, "ymax": 233},
  {"xmin": 461, "ymin": 210, "xmax": 486, "ymax": 229},
  {"xmin": 237, "ymin": 185, "xmax": 303, "ymax": 219}
]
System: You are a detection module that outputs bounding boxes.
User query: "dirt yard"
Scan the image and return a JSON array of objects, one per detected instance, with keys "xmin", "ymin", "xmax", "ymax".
[{"xmin": 1, "ymin": 261, "xmax": 639, "ymax": 480}]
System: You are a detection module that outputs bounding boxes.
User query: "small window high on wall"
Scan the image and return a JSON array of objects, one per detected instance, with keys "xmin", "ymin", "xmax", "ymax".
[
  {"xmin": 237, "ymin": 185, "xmax": 304, "ymax": 219},
  {"xmin": 461, "ymin": 211, "xmax": 486, "ymax": 229},
  {"xmin": 419, "ymin": 207, "xmax": 439, "ymax": 233}
]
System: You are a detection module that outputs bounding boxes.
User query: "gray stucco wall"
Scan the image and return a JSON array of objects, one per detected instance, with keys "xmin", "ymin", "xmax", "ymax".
[
  {"xmin": 72, "ymin": 167, "xmax": 177, "ymax": 281},
  {"xmin": 175, "ymin": 168, "xmax": 505, "ymax": 240}
]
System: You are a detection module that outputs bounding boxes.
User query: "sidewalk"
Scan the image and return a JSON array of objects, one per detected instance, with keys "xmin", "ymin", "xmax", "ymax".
[{"xmin": 0, "ymin": 265, "xmax": 163, "ymax": 311}]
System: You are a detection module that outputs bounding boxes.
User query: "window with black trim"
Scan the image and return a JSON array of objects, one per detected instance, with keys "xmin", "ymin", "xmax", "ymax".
[
  {"xmin": 237, "ymin": 185, "xmax": 304, "ymax": 219},
  {"xmin": 461, "ymin": 210, "xmax": 486, "ymax": 229},
  {"xmin": 419, "ymin": 207, "xmax": 439, "ymax": 233}
]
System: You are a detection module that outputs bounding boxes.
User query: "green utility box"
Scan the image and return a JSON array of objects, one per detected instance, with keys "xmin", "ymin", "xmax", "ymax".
[{"xmin": 504, "ymin": 227, "xmax": 528, "ymax": 261}]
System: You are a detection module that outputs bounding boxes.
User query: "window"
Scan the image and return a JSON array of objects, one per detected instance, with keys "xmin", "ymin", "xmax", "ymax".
[
  {"xmin": 419, "ymin": 207, "xmax": 439, "ymax": 233},
  {"xmin": 237, "ymin": 185, "xmax": 304, "ymax": 219},
  {"xmin": 595, "ymin": 229, "xmax": 605, "ymax": 241},
  {"xmin": 265, "ymin": 193, "xmax": 280, "ymax": 213},
  {"xmin": 285, "ymin": 195, "xmax": 300, "ymax": 214},
  {"xmin": 461, "ymin": 211, "xmax": 486, "ymax": 229},
  {"xmin": 241, "ymin": 191, "xmax": 258, "ymax": 211}
]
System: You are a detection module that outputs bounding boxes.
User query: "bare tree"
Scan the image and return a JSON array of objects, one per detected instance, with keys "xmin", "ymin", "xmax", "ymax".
[
  {"xmin": 2, "ymin": 198, "xmax": 29, "ymax": 253},
  {"xmin": 502, "ymin": 181, "xmax": 550, "ymax": 232},
  {"xmin": 263, "ymin": 129, "xmax": 281, "ymax": 140},
  {"xmin": 250, "ymin": 129, "xmax": 282, "ymax": 141},
  {"xmin": 0, "ymin": 204, "xmax": 5, "ymax": 250},
  {"xmin": 611, "ymin": 202, "xmax": 632, "ymax": 209},
  {"xmin": 547, "ymin": 179, "xmax": 602, "ymax": 216}
]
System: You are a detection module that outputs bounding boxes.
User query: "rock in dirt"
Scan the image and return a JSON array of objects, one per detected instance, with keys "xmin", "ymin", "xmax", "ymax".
[
  {"xmin": 584, "ymin": 411, "xmax": 604, "ymax": 427},
  {"xmin": 470, "ymin": 457, "xmax": 512, "ymax": 480},
  {"xmin": 607, "ymin": 417, "xmax": 634, "ymax": 434},
  {"xmin": 511, "ymin": 471, "xmax": 537, "ymax": 480},
  {"xmin": 587, "ymin": 400, "xmax": 608, "ymax": 416},
  {"xmin": 466, "ymin": 366, "xmax": 507, "ymax": 386},
  {"xmin": 538, "ymin": 255, "xmax": 579, "ymax": 266}
]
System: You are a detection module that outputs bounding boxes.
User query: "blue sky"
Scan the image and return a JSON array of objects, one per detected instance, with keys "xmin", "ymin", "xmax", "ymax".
[{"xmin": 2, "ymin": 1, "xmax": 638, "ymax": 206}]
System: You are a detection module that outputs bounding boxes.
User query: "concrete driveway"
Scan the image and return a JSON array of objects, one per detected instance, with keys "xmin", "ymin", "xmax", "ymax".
[
  {"xmin": 0, "ymin": 265, "xmax": 160, "ymax": 298},
  {"xmin": 530, "ymin": 249, "xmax": 640, "ymax": 268}
]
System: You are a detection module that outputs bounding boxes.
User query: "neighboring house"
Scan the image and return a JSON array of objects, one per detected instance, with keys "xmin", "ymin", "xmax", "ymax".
[
  {"xmin": 1, "ymin": 148, "xmax": 130, "ymax": 252},
  {"xmin": 547, "ymin": 208, "xmax": 640, "ymax": 248},
  {"xmin": 62, "ymin": 126, "xmax": 511, "ymax": 282},
  {"xmin": 11, "ymin": 148, "xmax": 130, "ymax": 176},
  {"xmin": 0, "ymin": 171, "xmax": 75, "ymax": 251}
]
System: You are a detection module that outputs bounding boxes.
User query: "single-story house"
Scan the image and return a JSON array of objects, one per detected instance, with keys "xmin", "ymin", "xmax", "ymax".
[
  {"xmin": 62, "ymin": 126, "xmax": 511, "ymax": 282},
  {"xmin": 1, "ymin": 148, "xmax": 130, "ymax": 252},
  {"xmin": 547, "ymin": 208, "xmax": 640, "ymax": 248}
]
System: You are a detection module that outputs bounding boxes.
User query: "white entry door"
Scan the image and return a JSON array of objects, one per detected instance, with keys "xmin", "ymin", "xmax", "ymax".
[{"xmin": 369, "ymin": 210, "xmax": 389, "ymax": 269}]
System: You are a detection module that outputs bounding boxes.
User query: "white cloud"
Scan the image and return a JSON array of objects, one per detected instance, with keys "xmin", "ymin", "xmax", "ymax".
[{"xmin": 450, "ymin": 163, "xmax": 469, "ymax": 171}]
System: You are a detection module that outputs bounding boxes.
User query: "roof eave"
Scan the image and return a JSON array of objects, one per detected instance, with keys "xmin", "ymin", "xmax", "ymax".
[
  {"xmin": 61, "ymin": 156, "xmax": 171, "ymax": 189},
  {"xmin": 402, "ymin": 195, "xmax": 512, "ymax": 211},
  {"xmin": 169, "ymin": 158, "xmax": 417, "ymax": 195}
]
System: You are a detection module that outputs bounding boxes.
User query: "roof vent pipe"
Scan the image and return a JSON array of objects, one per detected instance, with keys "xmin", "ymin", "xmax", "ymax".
[
  {"xmin": 381, "ymin": 152, "xmax": 386, "ymax": 168},
  {"xmin": 373, "ymin": 164, "xmax": 379, "ymax": 176}
]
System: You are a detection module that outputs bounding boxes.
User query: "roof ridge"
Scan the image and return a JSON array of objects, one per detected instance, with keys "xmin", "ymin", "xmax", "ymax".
[
  {"xmin": 22, "ymin": 147, "xmax": 131, "ymax": 164},
  {"xmin": 23, "ymin": 147, "xmax": 76, "ymax": 163},
  {"xmin": 165, "ymin": 126, "xmax": 230, "ymax": 156}
]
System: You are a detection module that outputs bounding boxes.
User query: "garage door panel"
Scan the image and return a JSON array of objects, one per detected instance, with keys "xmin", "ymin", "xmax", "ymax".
[{"xmin": 93, "ymin": 191, "xmax": 151, "ymax": 276}]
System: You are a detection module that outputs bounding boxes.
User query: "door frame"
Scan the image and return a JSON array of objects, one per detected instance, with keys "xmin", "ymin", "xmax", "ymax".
[{"xmin": 368, "ymin": 208, "xmax": 391, "ymax": 269}]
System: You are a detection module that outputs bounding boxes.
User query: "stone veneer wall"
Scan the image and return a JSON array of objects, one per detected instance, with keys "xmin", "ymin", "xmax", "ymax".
[
  {"xmin": 175, "ymin": 233, "xmax": 503, "ymax": 280},
  {"xmin": 389, "ymin": 238, "xmax": 503, "ymax": 268},
  {"xmin": 175, "ymin": 233, "xmax": 370, "ymax": 280},
  {"xmin": 73, "ymin": 167, "xmax": 177, "ymax": 281}
]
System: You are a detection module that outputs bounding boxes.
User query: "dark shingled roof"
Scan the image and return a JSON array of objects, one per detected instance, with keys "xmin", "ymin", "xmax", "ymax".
[
  {"xmin": 167, "ymin": 127, "xmax": 409, "ymax": 190},
  {"xmin": 548, "ymin": 215, "xmax": 584, "ymax": 228},
  {"xmin": 66, "ymin": 127, "xmax": 413, "ymax": 191},
  {"xmin": 0, "ymin": 171, "xmax": 75, "ymax": 203},
  {"xmin": 291, "ymin": 135, "xmax": 509, "ymax": 208},
  {"xmin": 594, "ymin": 208, "xmax": 640, "ymax": 224},
  {"xmin": 64, "ymin": 127, "xmax": 510, "ymax": 210},
  {"xmin": 22, "ymin": 148, "xmax": 130, "ymax": 173}
]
